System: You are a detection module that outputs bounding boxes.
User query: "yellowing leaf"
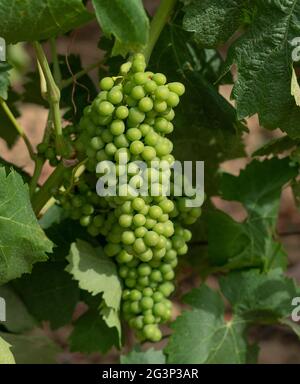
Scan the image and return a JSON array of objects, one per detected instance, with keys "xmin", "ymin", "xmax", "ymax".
[
  {"xmin": 291, "ymin": 67, "xmax": 300, "ymax": 107},
  {"xmin": 0, "ymin": 336, "xmax": 15, "ymax": 364}
]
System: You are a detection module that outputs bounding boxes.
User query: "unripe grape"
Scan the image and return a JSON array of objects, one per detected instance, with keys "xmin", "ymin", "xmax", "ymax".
[
  {"xmin": 126, "ymin": 128, "xmax": 142, "ymax": 141},
  {"xmin": 98, "ymin": 101, "xmax": 114, "ymax": 116},
  {"xmin": 100, "ymin": 77, "xmax": 114, "ymax": 91},
  {"xmin": 115, "ymin": 105, "xmax": 129, "ymax": 119},
  {"xmin": 152, "ymin": 73, "xmax": 167, "ymax": 85},
  {"xmin": 168, "ymin": 82, "xmax": 185, "ymax": 96}
]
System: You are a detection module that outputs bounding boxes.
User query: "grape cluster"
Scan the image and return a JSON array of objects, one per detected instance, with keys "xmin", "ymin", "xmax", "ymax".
[{"xmin": 57, "ymin": 53, "xmax": 201, "ymax": 342}]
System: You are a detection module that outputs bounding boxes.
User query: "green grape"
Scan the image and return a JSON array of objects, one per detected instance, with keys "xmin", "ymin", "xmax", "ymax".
[
  {"xmin": 100, "ymin": 77, "xmax": 114, "ymax": 91},
  {"xmin": 107, "ymin": 88, "xmax": 123, "ymax": 104},
  {"xmin": 110, "ymin": 120, "xmax": 125, "ymax": 135},
  {"xmin": 166, "ymin": 92, "xmax": 180, "ymax": 107},
  {"xmin": 114, "ymin": 134, "xmax": 130, "ymax": 148},
  {"xmin": 133, "ymin": 238, "xmax": 147, "ymax": 254},
  {"xmin": 140, "ymin": 297, "xmax": 154, "ymax": 310},
  {"xmin": 115, "ymin": 105, "xmax": 129, "ymax": 119},
  {"xmin": 130, "ymin": 140, "xmax": 144, "ymax": 155},
  {"xmin": 133, "ymin": 213, "xmax": 146, "ymax": 227},
  {"xmin": 58, "ymin": 54, "xmax": 200, "ymax": 343},
  {"xmin": 144, "ymin": 80, "xmax": 157, "ymax": 93},
  {"xmin": 155, "ymin": 86, "xmax": 170, "ymax": 101},
  {"xmin": 144, "ymin": 231, "xmax": 160, "ymax": 247},
  {"xmin": 142, "ymin": 146, "xmax": 156, "ymax": 161},
  {"xmin": 128, "ymin": 107, "xmax": 145, "ymax": 124},
  {"xmin": 152, "ymin": 73, "xmax": 167, "ymax": 85},
  {"xmin": 122, "ymin": 231, "xmax": 135, "ymax": 245},
  {"xmin": 133, "ymin": 72, "xmax": 148, "ymax": 85},
  {"xmin": 90, "ymin": 136, "xmax": 104, "ymax": 150},
  {"xmin": 119, "ymin": 214, "xmax": 133, "ymax": 228},
  {"xmin": 138, "ymin": 97, "xmax": 153, "ymax": 112},
  {"xmin": 131, "ymin": 85, "xmax": 145, "ymax": 100},
  {"xmin": 168, "ymin": 82, "xmax": 185, "ymax": 96},
  {"xmin": 98, "ymin": 101, "xmax": 114, "ymax": 116}
]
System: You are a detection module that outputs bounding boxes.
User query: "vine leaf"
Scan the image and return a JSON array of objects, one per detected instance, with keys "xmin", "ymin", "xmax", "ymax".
[
  {"xmin": 166, "ymin": 269, "xmax": 298, "ymax": 363},
  {"xmin": 12, "ymin": 261, "xmax": 79, "ymax": 329},
  {"xmin": 0, "ymin": 167, "xmax": 53, "ymax": 285},
  {"xmin": 91, "ymin": 0, "xmax": 149, "ymax": 56},
  {"xmin": 69, "ymin": 309, "xmax": 119, "ymax": 354},
  {"xmin": 182, "ymin": 0, "xmax": 300, "ymax": 138},
  {"xmin": 150, "ymin": 23, "xmax": 245, "ymax": 197},
  {"xmin": 0, "ymin": 0, "xmax": 93, "ymax": 44},
  {"xmin": 208, "ymin": 158, "xmax": 298, "ymax": 270},
  {"xmin": 0, "ymin": 336, "xmax": 15, "ymax": 364},
  {"xmin": 165, "ymin": 285, "xmax": 250, "ymax": 364},
  {"xmin": 66, "ymin": 240, "xmax": 122, "ymax": 343},
  {"xmin": 252, "ymin": 136, "xmax": 298, "ymax": 157},
  {"xmin": 182, "ymin": 0, "xmax": 247, "ymax": 47},
  {"xmin": 0, "ymin": 331, "xmax": 61, "ymax": 364},
  {"xmin": 0, "ymin": 285, "xmax": 36, "ymax": 333},
  {"xmin": 121, "ymin": 347, "xmax": 166, "ymax": 364},
  {"xmin": 219, "ymin": 269, "xmax": 298, "ymax": 322}
]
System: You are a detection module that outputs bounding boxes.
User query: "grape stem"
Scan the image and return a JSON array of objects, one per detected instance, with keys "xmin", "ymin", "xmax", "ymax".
[
  {"xmin": 29, "ymin": 157, "xmax": 44, "ymax": 197},
  {"xmin": 33, "ymin": 41, "xmax": 64, "ymax": 155},
  {"xmin": 50, "ymin": 37, "xmax": 62, "ymax": 89},
  {"xmin": 144, "ymin": 0, "xmax": 177, "ymax": 63},
  {"xmin": 31, "ymin": 161, "xmax": 66, "ymax": 215},
  {"xmin": 0, "ymin": 97, "xmax": 35, "ymax": 160}
]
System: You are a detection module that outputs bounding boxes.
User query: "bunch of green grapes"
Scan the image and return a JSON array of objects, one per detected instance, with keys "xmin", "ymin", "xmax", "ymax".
[{"xmin": 57, "ymin": 53, "xmax": 201, "ymax": 342}]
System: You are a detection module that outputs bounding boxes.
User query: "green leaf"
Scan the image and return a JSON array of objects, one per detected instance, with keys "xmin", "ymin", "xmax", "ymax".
[
  {"xmin": 12, "ymin": 261, "xmax": 79, "ymax": 329},
  {"xmin": 252, "ymin": 136, "xmax": 298, "ymax": 157},
  {"xmin": 166, "ymin": 269, "xmax": 296, "ymax": 363},
  {"xmin": 149, "ymin": 22, "xmax": 245, "ymax": 196},
  {"xmin": 0, "ymin": 62, "xmax": 11, "ymax": 100},
  {"xmin": 69, "ymin": 309, "xmax": 119, "ymax": 354},
  {"xmin": 0, "ymin": 285, "xmax": 36, "ymax": 333},
  {"xmin": 66, "ymin": 240, "xmax": 122, "ymax": 342},
  {"xmin": 91, "ymin": 0, "xmax": 149, "ymax": 56},
  {"xmin": 121, "ymin": 347, "xmax": 166, "ymax": 364},
  {"xmin": 0, "ymin": 167, "xmax": 53, "ymax": 284},
  {"xmin": 221, "ymin": 158, "xmax": 297, "ymax": 218},
  {"xmin": 208, "ymin": 158, "xmax": 298, "ymax": 270},
  {"xmin": 220, "ymin": 269, "xmax": 298, "ymax": 322},
  {"xmin": 0, "ymin": 0, "xmax": 93, "ymax": 44},
  {"xmin": 0, "ymin": 335, "xmax": 15, "ymax": 364},
  {"xmin": 0, "ymin": 157, "xmax": 31, "ymax": 183},
  {"xmin": 45, "ymin": 220, "xmax": 94, "ymax": 262},
  {"xmin": 0, "ymin": 331, "xmax": 61, "ymax": 364},
  {"xmin": 184, "ymin": 0, "xmax": 300, "ymax": 137},
  {"xmin": 165, "ymin": 285, "xmax": 250, "ymax": 364},
  {"xmin": 182, "ymin": 0, "xmax": 247, "ymax": 47}
]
